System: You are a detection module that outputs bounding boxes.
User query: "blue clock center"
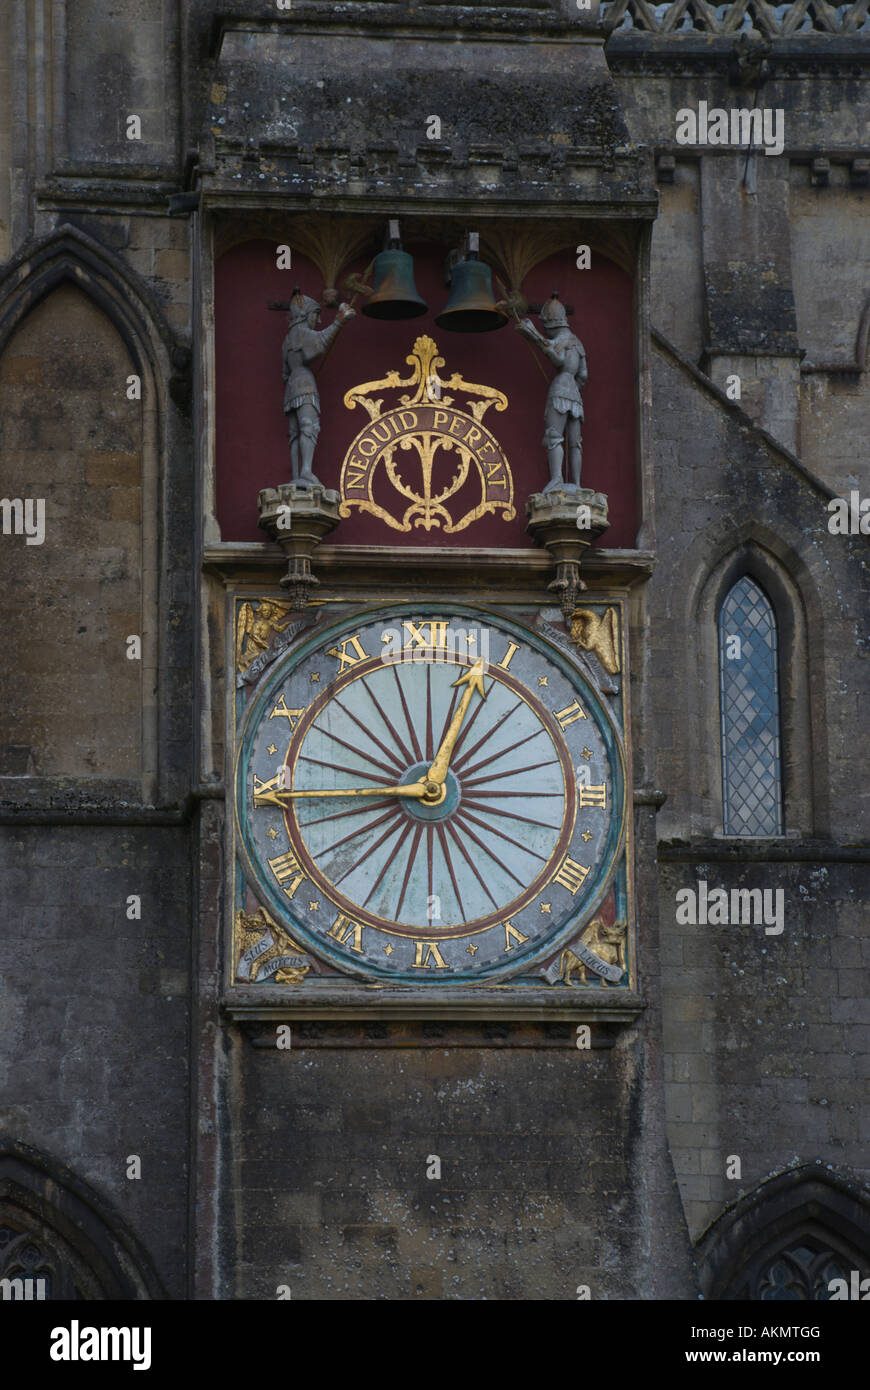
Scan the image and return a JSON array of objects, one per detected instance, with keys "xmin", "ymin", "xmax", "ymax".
[{"xmin": 401, "ymin": 763, "xmax": 462, "ymax": 822}]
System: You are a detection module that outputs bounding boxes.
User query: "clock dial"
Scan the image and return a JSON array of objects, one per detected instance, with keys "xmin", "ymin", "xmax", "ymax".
[{"xmin": 236, "ymin": 606, "xmax": 626, "ymax": 983}]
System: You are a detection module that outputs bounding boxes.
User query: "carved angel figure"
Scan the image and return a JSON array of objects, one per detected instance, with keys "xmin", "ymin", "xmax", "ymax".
[
  {"xmin": 236, "ymin": 600, "xmax": 293, "ymax": 673},
  {"xmin": 570, "ymin": 607, "xmax": 620, "ymax": 675}
]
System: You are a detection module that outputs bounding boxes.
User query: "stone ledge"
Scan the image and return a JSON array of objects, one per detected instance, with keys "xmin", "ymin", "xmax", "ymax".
[
  {"xmin": 658, "ymin": 838, "xmax": 870, "ymax": 863},
  {"xmin": 202, "ymin": 541, "xmax": 655, "ymax": 588},
  {"xmin": 222, "ymin": 984, "xmax": 645, "ymax": 1024},
  {"xmin": 236, "ymin": 1018, "xmax": 626, "ymax": 1048}
]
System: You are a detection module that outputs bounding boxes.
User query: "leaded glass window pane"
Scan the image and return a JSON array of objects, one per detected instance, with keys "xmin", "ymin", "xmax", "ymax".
[{"xmin": 718, "ymin": 576, "xmax": 783, "ymax": 835}]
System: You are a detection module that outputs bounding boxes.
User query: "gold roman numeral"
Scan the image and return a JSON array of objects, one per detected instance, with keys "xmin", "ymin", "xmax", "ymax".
[
  {"xmin": 553, "ymin": 856, "xmax": 590, "ymax": 895},
  {"xmin": 253, "ymin": 770, "xmax": 288, "ymax": 807},
  {"xmin": 403, "ymin": 619, "xmax": 449, "ymax": 651},
  {"xmin": 578, "ymin": 783, "xmax": 607, "ymax": 808},
  {"xmin": 497, "ymin": 642, "xmax": 520, "ymax": 671},
  {"xmin": 412, "ymin": 941, "xmax": 449, "ymax": 969},
  {"xmin": 503, "ymin": 921, "xmax": 529, "ymax": 952},
  {"xmin": 327, "ymin": 634, "xmax": 370, "ymax": 672},
  {"xmin": 268, "ymin": 849, "xmax": 304, "ymax": 900},
  {"xmin": 327, "ymin": 914, "xmax": 365, "ymax": 955},
  {"xmin": 269, "ymin": 694, "xmax": 306, "ymax": 728},
  {"xmin": 555, "ymin": 699, "xmax": 587, "ymax": 729}
]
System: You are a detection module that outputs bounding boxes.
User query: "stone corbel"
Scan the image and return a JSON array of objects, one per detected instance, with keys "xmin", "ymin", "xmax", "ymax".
[
  {"xmin": 258, "ymin": 483, "xmax": 341, "ymax": 611},
  {"xmin": 526, "ymin": 487, "xmax": 609, "ymax": 622}
]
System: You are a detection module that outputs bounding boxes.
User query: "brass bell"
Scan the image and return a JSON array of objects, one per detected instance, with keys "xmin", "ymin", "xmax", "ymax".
[
  {"xmin": 435, "ymin": 234, "xmax": 508, "ymax": 334},
  {"xmin": 362, "ymin": 221, "xmax": 428, "ymax": 321}
]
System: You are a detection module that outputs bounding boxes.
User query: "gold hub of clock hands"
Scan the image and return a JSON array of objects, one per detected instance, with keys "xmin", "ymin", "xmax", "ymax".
[{"xmin": 253, "ymin": 659, "xmax": 488, "ymax": 810}]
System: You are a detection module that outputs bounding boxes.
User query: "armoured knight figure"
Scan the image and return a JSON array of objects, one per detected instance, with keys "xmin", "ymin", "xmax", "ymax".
[
  {"xmin": 282, "ymin": 289, "xmax": 355, "ymax": 486},
  {"xmin": 516, "ymin": 291, "xmax": 587, "ymax": 492}
]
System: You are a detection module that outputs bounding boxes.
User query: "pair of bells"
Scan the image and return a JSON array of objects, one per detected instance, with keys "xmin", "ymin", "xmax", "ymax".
[{"xmin": 362, "ymin": 234, "xmax": 507, "ymax": 333}]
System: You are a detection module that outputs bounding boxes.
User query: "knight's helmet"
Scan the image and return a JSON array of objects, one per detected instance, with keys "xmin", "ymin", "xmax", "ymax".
[
  {"xmin": 540, "ymin": 290, "xmax": 568, "ymax": 330},
  {"xmin": 288, "ymin": 288, "xmax": 321, "ymax": 329}
]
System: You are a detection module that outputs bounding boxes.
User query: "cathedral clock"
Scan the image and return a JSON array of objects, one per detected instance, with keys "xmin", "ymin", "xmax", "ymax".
[{"xmin": 232, "ymin": 602, "xmax": 630, "ymax": 989}]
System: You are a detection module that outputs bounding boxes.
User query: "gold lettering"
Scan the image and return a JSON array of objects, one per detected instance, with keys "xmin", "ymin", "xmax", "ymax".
[
  {"xmin": 327, "ymin": 633, "xmax": 370, "ymax": 672},
  {"xmin": 485, "ymin": 458, "xmax": 506, "ymax": 487},
  {"xmin": 358, "ymin": 438, "xmax": 377, "ymax": 457},
  {"xmin": 503, "ymin": 921, "xmax": 529, "ymax": 952},
  {"xmin": 578, "ymin": 783, "xmax": 607, "ymax": 809},
  {"xmin": 253, "ymin": 771, "xmax": 289, "ymax": 808},
  {"xmin": 398, "ymin": 410, "xmax": 417, "ymax": 430},
  {"xmin": 432, "ymin": 410, "xmax": 449, "ymax": 431},
  {"xmin": 448, "ymin": 414, "xmax": 467, "ymax": 437},
  {"xmin": 327, "ymin": 914, "xmax": 365, "ymax": 954},
  {"xmin": 497, "ymin": 642, "xmax": 520, "ymax": 671},
  {"xmin": 555, "ymin": 699, "xmax": 587, "ymax": 729},
  {"xmin": 346, "ymin": 470, "xmax": 367, "ymax": 489},
  {"xmin": 268, "ymin": 849, "xmax": 304, "ymax": 900},
  {"xmin": 403, "ymin": 619, "xmax": 449, "ymax": 651},
  {"xmin": 269, "ymin": 694, "xmax": 306, "ymax": 728},
  {"xmin": 553, "ymin": 856, "xmax": 590, "ymax": 895},
  {"xmin": 413, "ymin": 941, "xmax": 449, "ymax": 970},
  {"xmin": 465, "ymin": 426, "xmax": 482, "ymax": 448}
]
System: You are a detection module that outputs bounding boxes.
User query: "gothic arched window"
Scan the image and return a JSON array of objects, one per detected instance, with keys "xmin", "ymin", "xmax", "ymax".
[{"xmin": 718, "ymin": 576, "xmax": 783, "ymax": 836}]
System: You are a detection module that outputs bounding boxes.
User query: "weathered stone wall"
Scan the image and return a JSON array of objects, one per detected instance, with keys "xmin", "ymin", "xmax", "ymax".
[
  {"xmin": 0, "ymin": 3, "xmax": 195, "ymax": 1301},
  {"xmin": 0, "ymin": 284, "xmax": 142, "ymax": 778},
  {"xmin": 0, "ymin": 825, "xmax": 191, "ymax": 1298},
  {"xmin": 648, "ymin": 340, "xmax": 868, "ymax": 843},
  {"xmin": 659, "ymin": 856, "xmax": 870, "ymax": 1240},
  {"xmin": 648, "ymin": 341, "xmax": 870, "ymax": 1242},
  {"xmin": 224, "ymin": 1021, "xmax": 692, "ymax": 1300},
  {"xmin": 614, "ymin": 62, "xmax": 870, "ymax": 491},
  {"xmin": 64, "ymin": 0, "xmax": 179, "ymax": 172}
]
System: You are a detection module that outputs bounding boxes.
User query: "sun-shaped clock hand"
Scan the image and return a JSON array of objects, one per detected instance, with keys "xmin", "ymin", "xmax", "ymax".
[{"xmin": 426, "ymin": 658, "xmax": 488, "ymax": 786}]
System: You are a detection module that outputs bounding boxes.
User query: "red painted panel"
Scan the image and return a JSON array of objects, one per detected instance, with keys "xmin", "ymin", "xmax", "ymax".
[{"xmin": 215, "ymin": 239, "xmax": 637, "ymax": 547}]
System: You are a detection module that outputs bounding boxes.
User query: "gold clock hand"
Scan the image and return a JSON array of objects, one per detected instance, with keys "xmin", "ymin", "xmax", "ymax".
[
  {"xmin": 253, "ymin": 779, "xmax": 429, "ymax": 808},
  {"xmin": 427, "ymin": 658, "xmax": 488, "ymax": 785}
]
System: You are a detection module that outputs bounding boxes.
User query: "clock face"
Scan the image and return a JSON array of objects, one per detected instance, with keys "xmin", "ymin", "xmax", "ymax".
[{"xmin": 235, "ymin": 604, "xmax": 626, "ymax": 982}]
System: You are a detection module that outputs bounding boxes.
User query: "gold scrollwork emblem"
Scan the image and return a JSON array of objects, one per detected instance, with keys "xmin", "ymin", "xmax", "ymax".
[
  {"xmin": 339, "ymin": 335, "xmax": 515, "ymax": 533},
  {"xmin": 554, "ymin": 918, "xmax": 627, "ymax": 987},
  {"xmin": 235, "ymin": 906, "xmax": 312, "ymax": 985}
]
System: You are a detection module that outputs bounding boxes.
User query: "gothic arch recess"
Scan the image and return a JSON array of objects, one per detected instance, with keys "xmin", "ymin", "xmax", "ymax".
[
  {"xmin": 0, "ymin": 224, "xmax": 182, "ymax": 802},
  {"xmin": 696, "ymin": 1167, "xmax": 870, "ymax": 1301},
  {"xmin": 0, "ymin": 1141, "xmax": 165, "ymax": 1300},
  {"xmin": 685, "ymin": 529, "xmax": 826, "ymax": 839}
]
